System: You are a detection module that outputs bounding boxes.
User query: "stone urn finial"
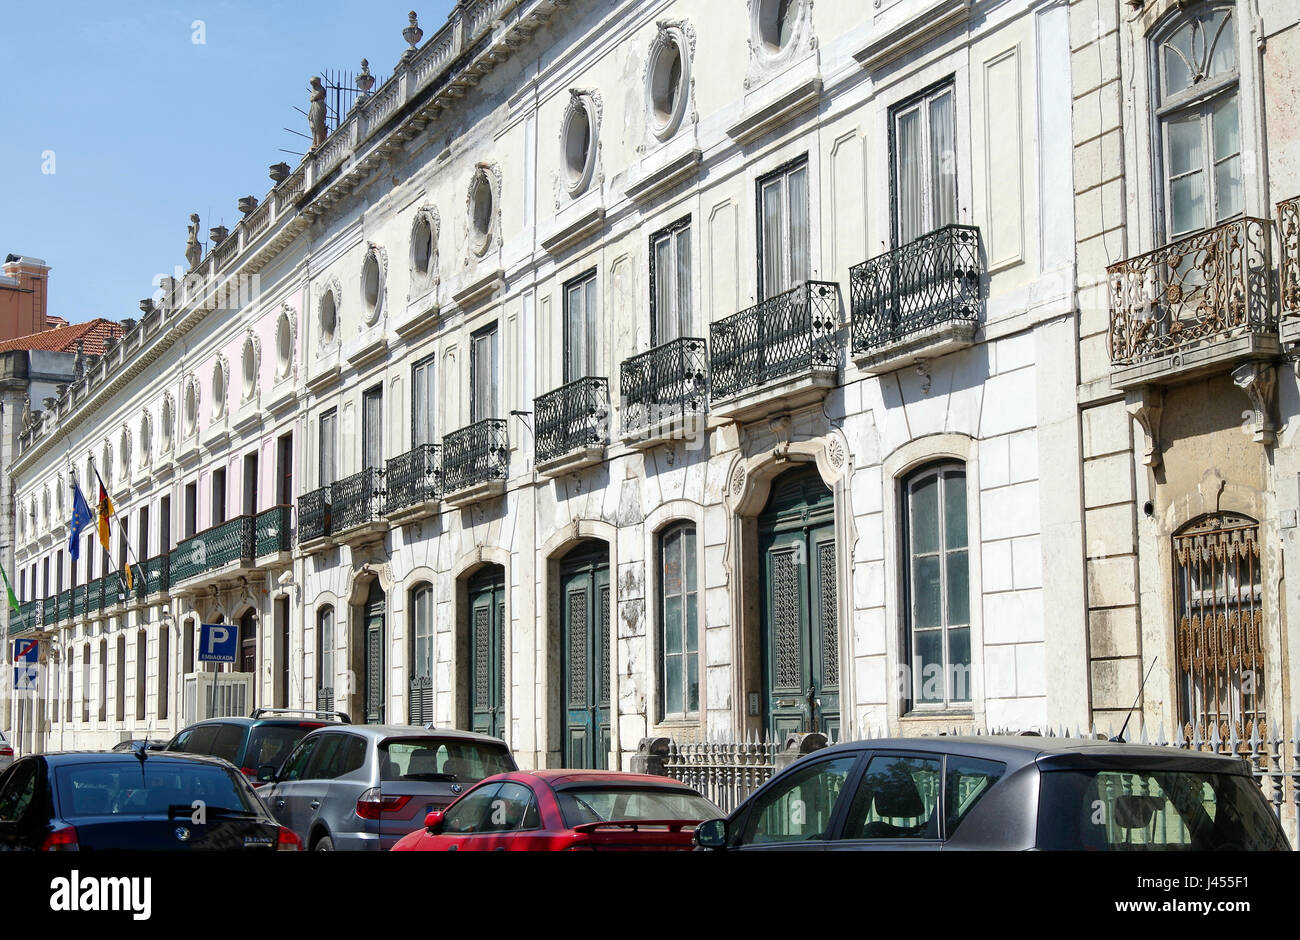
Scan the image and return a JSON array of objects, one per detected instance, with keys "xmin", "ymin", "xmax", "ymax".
[
  {"xmin": 209, "ymin": 225, "xmax": 229, "ymax": 245},
  {"xmin": 139, "ymin": 298, "xmax": 154, "ymax": 315},
  {"xmin": 403, "ymin": 11, "xmax": 423, "ymax": 55},
  {"xmin": 238, "ymin": 196, "xmax": 259, "ymax": 215},
  {"xmin": 269, "ymin": 162, "xmax": 291, "ymax": 183},
  {"xmin": 357, "ymin": 59, "xmax": 375, "ymax": 96}
]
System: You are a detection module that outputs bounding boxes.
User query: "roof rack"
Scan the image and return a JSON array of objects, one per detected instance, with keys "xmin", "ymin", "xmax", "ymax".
[{"xmin": 250, "ymin": 707, "xmax": 352, "ymax": 724}]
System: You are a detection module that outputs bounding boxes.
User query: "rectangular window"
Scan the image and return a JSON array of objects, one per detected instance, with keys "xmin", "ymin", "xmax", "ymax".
[
  {"xmin": 891, "ymin": 79, "xmax": 958, "ymax": 246},
  {"xmin": 363, "ymin": 385, "xmax": 383, "ymax": 470},
  {"xmin": 98, "ymin": 640, "xmax": 107, "ymax": 722},
  {"xmin": 81, "ymin": 646, "xmax": 90, "ymax": 723},
  {"xmin": 138, "ymin": 506, "xmax": 150, "ymax": 562},
  {"xmin": 318, "ymin": 608, "xmax": 335, "ymax": 712},
  {"xmin": 242, "ymin": 452, "xmax": 259, "ymax": 516},
  {"xmin": 470, "ymin": 324, "xmax": 499, "ymax": 423},
  {"xmin": 660, "ymin": 524, "xmax": 699, "ymax": 719},
  {"xmin": 135, "ymin": 630, "xmax": 147, "ymax": 721},
  {"xmin": 276, "ymin": 433, "xmax": 293, "ymax": 506},
  {"xmin": 412, "ymin": 356, "xmax": 436, "ymax": 447},
  {"xmin": 276, "ymin": 596, "xmax": 290, "ymax": 709},
  {"xmin": 212, "ymin": 468, "xmax": 227, "ymax": 526},
  {"xmin": 410, "ymin": 586, "xmax": 434, "ymax": 724},
  {"xmin": 158, "ymin": 626, "xmax": 170, "ymax": 721},
  {"xmin": 563, "ymin": 270, "xmax": 599, "ymax": 382},
  {"xmin": 903, "ymin": 464, "xmax": 970, "ymax": 711},
  {"xmin": 118, "ymin": 517, "xmax": 129, "ymax": 575},
  {"xmin": 651, "ymin": 218, "xmax": 692, "ymax": 345},
  {"xmin": 757, "ymin": 157, "xmax": 810, "ymax": 299},
  {"xmin": 319, "ymin": 409, "xmax": 338, "ymax": 486},
  {"xmin": 159, "ymin": 496, "xmax": 171, "ymax": 553},
  {"xmin": 184, "ymin": 483, "xmax": 198, "ymax": 539}
]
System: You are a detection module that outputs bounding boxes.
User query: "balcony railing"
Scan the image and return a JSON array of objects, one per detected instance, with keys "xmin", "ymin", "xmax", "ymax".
[
  {"xmin": 850, "ymin": 224, "xmax": 982, "ymax": 353},
  {"xmin": 43, "ymin": 595, "xmax": 57, "ymax": 625},
  {"xmin": 442, "ymin": 419, "xmax": 509, "ymax": 495},
  {"xmin": 9, "ymin": 599, "xmax": 40, "ymax": 635},
  {"xmin": 620, "ymin": 337, "xmax": 708, "ymax": 436},
  {"xmin": 1107, "ymin": 217, "xmax": 1274, "ymax": 368},
  {"xmin": 709, "ymin": 280, "xmax": 840, "ymax": 402},
  {"xmin": 135, "ymin": 554, "xmax": 170, "ymax": 601},
  {"xmin": 171, "ymin": 515, "xmax": 256, "ymax": 584},
  {"xmin": 298, "ymin": 487, "xmax": 331, "ymax": 543},
  {"xmin": 386, "ymin": 443, "xmax": 442, "ymax": 514},
  {"xmin": 255, "ymin": 505, "xmax": 293, "ymax": 556},
  {"xmin": 535, "ymin": 376, "xmax": 609, "ymax": 465},
  {"xmin": 1279, "ymin": 196, "xmax": 1300, "ymax": 314},
  {"xmin": 331, "ymin": 468, "xmax": 385, "ymax": 533},
  {"xmin": 56, "ymin": 588, "xmax": 71, "ymax": 622}
]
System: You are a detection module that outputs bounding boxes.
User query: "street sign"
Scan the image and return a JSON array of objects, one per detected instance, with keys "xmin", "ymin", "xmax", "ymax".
[
  {"xmin": 12, "ymin": 638, "xmax": 38, "ymax": 692},
  {"xmin": 198, "ymin": 623, "xmax": 239, "ymax": 663}
]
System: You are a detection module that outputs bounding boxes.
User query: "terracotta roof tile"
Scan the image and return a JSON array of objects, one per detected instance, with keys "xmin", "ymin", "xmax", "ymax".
[{"xmin": 0, "ymin": 319, "xmax": 124, "ymax": 356}]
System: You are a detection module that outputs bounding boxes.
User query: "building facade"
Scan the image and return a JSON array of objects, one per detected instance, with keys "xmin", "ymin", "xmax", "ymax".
[{"xmin": 13, "ymin": 0, "xmax": 1284, "ymax": 770}]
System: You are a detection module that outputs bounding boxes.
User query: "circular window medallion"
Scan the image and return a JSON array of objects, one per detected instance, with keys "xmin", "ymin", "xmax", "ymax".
[
  {"xmin": 361, "ymin": 244, "xmax": 387, "ymax": 325},
  {"xmin": 750, "ymin": 0, "xmax": 811, "ymax": 70},
  {"xmin": 211, "ymin": 359, "xmax": 227, "ymax": 420},
  {"xmin": 276, "ymin": 308, "xmax": 295, "ymax": 378},
  {"xmin": 561, "ymin": 90, "xmax": 600, "ymax": 196},
  {"xmin": 242, "ymin": 334, "xmax": 259, "ymax": 400},
  {"xmin": 467, "ymin": 165, "xmax": 500, "ymax": 257},
  {"xmin": 184, "ymin": 380, "xmax": 199, "ymax": 437},
  {"xmin": 646, "ymin": 23, "xmax": 694, "ymax": 141},
  {"xmin": 318, "ymin": 277, "xmax": 342, "ymax": 346}
]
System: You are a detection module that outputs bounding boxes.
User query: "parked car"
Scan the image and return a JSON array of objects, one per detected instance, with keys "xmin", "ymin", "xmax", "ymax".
[
  {"xmin": 693, "ymin": 735, "xmax": 1292, "ymax": 851},
  {"xmin": 0, "ymin": 731, "xmax": 12, "ymax": 771},
  {"xmin": 164, "ymin": 708, "xmax": 350, "ymax": 785},
  {"xmin": 0, "ymin": 750, "xmax": 302, "ymax": 850},
  {"xmin": 392, "ymin": 770, "xmax": 723, "ymax": 851},
  {"xmin": 260, "ymin": 724, "xmax": 517, "ymax": 850},
  {"xmin": 111, "ymin": 738, "xmax": 169, "ymax": 753}
]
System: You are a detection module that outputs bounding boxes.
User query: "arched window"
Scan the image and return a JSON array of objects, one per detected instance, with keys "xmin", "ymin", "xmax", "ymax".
[
  {"xmin": 1152, "ymin": 2, "xmax": 1240, "ymax": 240},
  {"xmin": 317, "ymin": 606, "xmax": 335, "ymax": 713},
  {"xmin": 659, "ymin": 522, "xmax": 698, "ymax": 720},
  {"xmin": 1173, "ymin": 512, "xmax": 1264, "ymax": 738},
  {"xmin": 901, "ymin": 462, "xmax": 970, "ymax": 711},
  {"xmin": 409, "ymin": 583, "xmax": 434, "ymax": 724}
]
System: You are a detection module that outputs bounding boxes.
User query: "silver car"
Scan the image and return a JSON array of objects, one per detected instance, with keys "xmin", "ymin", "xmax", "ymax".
[
  {"xmin": 259, "ymin": 724, "xmax": 516, "ymax": 851},
  {"xmin": 0, "ymin": 730, "xmax": 11, "ymax": 771}
]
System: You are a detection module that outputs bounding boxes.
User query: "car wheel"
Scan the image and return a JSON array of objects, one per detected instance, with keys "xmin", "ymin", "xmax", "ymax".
[{"xmin": 314, "ymin": 835, "xmax": 335, "ymax": 851}]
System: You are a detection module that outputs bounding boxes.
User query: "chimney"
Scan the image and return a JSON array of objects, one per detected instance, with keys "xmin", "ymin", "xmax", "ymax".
[{"xmin": 0, "ymin": 255, "xmax": 51, "ymax": 342}]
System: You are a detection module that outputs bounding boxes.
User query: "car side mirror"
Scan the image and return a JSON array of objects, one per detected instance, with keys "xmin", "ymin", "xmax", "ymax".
[
  {"xmin": 424, "ymin": 810, "xmax": 444, "ymax": 834},
  {"xmin": 694, "ymin": 818, "xmax": 727, "ymax": 849},
  {"xmin": 257, "ymin": 765, "xmax": 278, "ymax": 783}
]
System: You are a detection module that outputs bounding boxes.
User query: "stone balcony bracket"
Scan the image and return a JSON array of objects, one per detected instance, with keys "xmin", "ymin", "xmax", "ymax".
[
  {"xmin": 1124, "ymin": 385, "xmax": 1164, "ymax": 470},
  {"xmin": 1231, "ymin": 360, "xmax": 1278, "ymax": 446}
]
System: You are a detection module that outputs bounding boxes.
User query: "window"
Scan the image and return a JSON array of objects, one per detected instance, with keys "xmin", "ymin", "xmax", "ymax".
[
  {"xmin": 363, "ymin": 385, "xmax": 383, "ymax": 470},
  {"xmin": 839, "ymin": 753, "xmax": 941, "ymax": 840},
  {"xmin": 212, "ymin": 468, "xmax": 227, "ymax": 526},
  {"xmin": 891, "ymin": 79, "xmax": 957, "ymax": 247},
  {"xmin": 410, "ymin": 583, "xmax": 434, "ymax": 724},
  {"xmin": 470, "ymin": 323, "xmax": 499, "ymax": 422},
  {"xmin": 320, "ymin": 289, "xmax": 338, "ymax": 345},
  {"xmin": 468, "ymin": 170, "xmax": 495, "ymax": 255},
  {"xmin": 650, "ymin": 218, "xmax": 691, "ymax": 344},
  {"xmin": 362, "ymin": 248, "xmax": 384, "ymax": 323},
  {"xmin": 242, "ymin": 336, "xmax": 258, "ymax": 399},
  {"xmin": 1173, "ymin": 513, "xmax": 1263, "ymax": 737},
  {"xmin": 902, "ymin": 463, "xmax": 970, "ymax": 710},
  {"xmin": 737, "ymin": 755, "xmax": 858, "ymax": 846},
  {"xmin": 276, "ymin": 311, "xmax": 294, "ymax": 378},
  {"xmin": 563, "ymin": 270, "xmax": 599, "ymax": 382},
  {"xmin": 757, "ymin": 158, "xmax": 809, "ymax": 299},
  {"xmin": 1153, "ymin": 4, "xmax": 1240, "ymax": 239},
  {"xmin": 562, "ymin": 94, "xmax": 598, "ymax": 195},
  {"xmin": 98, "ymin": 639, "xmax": 107, "ymax": 722},
  {"xmin": 440, "ymin": 782, "xmax": 503, "ymax": 834},
  {"xmin": 646, "ymin": 26, "xmax": 690, "ymax": 141},
  {"xmin": 944, "ymin": 757, "xmax": 1006, "ymax": 837},
  {"xmin": 412, "ymin": 356, "xmax": 436, "ymax": 447},
  {"xmin": 279, "ymin": 738, "xmax": 318, "ymax": 782},
  {"xmin": 318, "ymin": 606, "xmax": 335, "ymax": 712},
  {"xmin": 158, "ymin": 625, "xmax": 169, "ymax": 721},
  {"xmin": 319, "ymin": 409, "xmax": 338, "ymax": 487},
  {"xmin": 659, "ymin": 523, "xmax": 698, "ymax": 720}
]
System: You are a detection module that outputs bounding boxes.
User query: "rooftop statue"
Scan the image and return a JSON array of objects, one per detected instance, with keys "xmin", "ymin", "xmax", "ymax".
[
  {"xmin": 309, "ymin": 77, "xmax": 327, "ymax": 150},
  {"xmin": 185, "ymin": 213, "xmax": 202, "ymax": 270}
]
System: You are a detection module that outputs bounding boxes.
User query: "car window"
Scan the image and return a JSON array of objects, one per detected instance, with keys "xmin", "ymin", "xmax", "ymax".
[
  {"xmin": 379, "ymin": 739, "xmax": 514, "ymax": 783},
  {"xmin": 839, "ymin": 753, "xmax": 942, "ymax": 840},
  {"xmin": 737, "ymin": 755, "xmax": 858, "ymax": 846},
  {"xmin": 279, "ymin": 739, "xmax": 319, "ymax": 782},
  {"xmin": 440, "ymin": 783, "xmax": 503, "ymax": 834},
  {"xmin": 944, "ymin": 757, "xmax": 1006, "ymax": 836},
  {"xmin": 477, "ymin": 782, "xmax": 540, "ymax": 833},
  {"xmin": 245, "ymin": 725, "xmax": 323, "ymax": 773},
  {"xmin": 556, "ymin": 787, "xmax": 721, "ymax": 828},
  {"xmin": 208, "ymin": 724, "xmax": 247, "ymax": 765},
  {"xmin": 55, "ymin": 761, "xmax": 258, "ymax": 818},
  {"xmin": 0, "ymin": 761, "xmax": 38, "ymax": 822},
  {"xmin": 303, "ymin": 735, "xmax": 345, "ymax": 780},
  {"xmin": 182, "ymin": 725, "xmax": 219, "ymax": 755},
  {"xmin": 169, "ymin": 729, "xmax": 191, "ymax": 751}
]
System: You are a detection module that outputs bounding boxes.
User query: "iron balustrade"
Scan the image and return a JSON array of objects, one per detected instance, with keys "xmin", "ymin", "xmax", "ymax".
[
  {"xmin": 331, "ymin": 468, "xmax": 385, "ymax": 532},
  {"xmin": 71, "ymin": 584, "xmax": 86, "ymax": 619},
  {"xmin": 43, "ymin": 596, "xmax": 57, "ymax": 625},
  {"xmin": 1108, "ymin": 217, "xmax": 1275, "ymax": 366},
  {"xmin": 441, "ymin": 419, "xmax": 508, "ymax": 494},
  {"xmin": 535, "ymin": 376, "xmax": 609, "ymax": 464},
  {"xmin": 255, "ymin": 505, "xmax": 293, "ymax": 556},
  {"xmin": 386, "ymin": 443, "xmax": 442, "ymax": 513},
  {"xmin": 56, "ymin": 589, "xmax": 71, "ymax": 622},
  {"xmin": 10, "ymin": 600, "xmax": 40, "ymax": 635},
  {"xmin": 298, "ymin": 487, "xmax": 331, "ymax": 542},
  {"xmin": 850, "ymin": 224, "xmax": 983, "ymax": 353},
  {"xmin": 135, "ymin": 554, "xmax": 170, "ymax": 601},
  {"xmin": 620, "ymin": 337, "xmax": 708, "ymax": 435},
  {"xmin": 170, "ymin": 515, "xmax": 256, "ymax": 583},
  {"xmin": 709, "ymin": 280, "xmax": 840, "ymax": 402},
  {"xmin": 1279, "ymin": 196, "xmax": 1300, "ymax": 315}
]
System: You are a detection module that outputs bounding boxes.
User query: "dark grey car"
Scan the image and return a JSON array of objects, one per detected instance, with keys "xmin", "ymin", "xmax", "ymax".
[
  {"xmin": 260, "ymin": 724, "xmax": 517, "ymax": 850},
  {"xmin": 695, "ymin": 735, "xmax": 1291, "ymax": 851}
]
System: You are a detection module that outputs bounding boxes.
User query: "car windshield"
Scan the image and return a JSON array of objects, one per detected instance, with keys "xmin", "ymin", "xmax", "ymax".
[
  {"xmin": 556, "ymin": 787, "xmax": 722, "ymax": 828},
  {"xmin": 1037, "ymin": 768, "xmax": 1289, "ymax": 851},
  {"xmin": 246, "ymin": 725, "xmax": 322, "ymax": 772},
  {"xmin": 55, "ymin": 761, "xmax": 259, "ymax": 819},
  {"xmin": 379, "ymin": 739, "xmax": 514, "ymax": 783}
]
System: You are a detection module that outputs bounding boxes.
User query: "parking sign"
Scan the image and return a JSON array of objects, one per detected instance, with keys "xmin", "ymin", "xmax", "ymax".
[
  {"xmin": 198, "ymin": 623, "xmax": 239, "ymax": 663},
  {"xmin": 12, "ymin": 639, "xmax": 39, "ymax": 692}
]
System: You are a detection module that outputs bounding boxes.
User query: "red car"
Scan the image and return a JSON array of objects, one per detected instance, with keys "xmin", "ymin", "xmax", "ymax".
[{"xmin": 390, "ymin": 769, "xmax": 722, "ymax": 851}]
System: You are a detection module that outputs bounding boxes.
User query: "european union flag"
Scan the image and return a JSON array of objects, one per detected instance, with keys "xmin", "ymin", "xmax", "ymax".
[{"xmin": 69, "ymin": 483, "xmax": 93, "ymax": 561}]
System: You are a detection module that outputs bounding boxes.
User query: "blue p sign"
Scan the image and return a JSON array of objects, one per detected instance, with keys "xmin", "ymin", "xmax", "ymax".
[{"xmin": 198, "ymin": 623, "xmax": 239, "ymax": 663}]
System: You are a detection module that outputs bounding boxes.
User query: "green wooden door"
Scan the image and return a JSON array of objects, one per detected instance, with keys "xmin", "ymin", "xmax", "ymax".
[
  {"xmin": 363, "ymin": 580, "xmax": 386, "ymax": 724},
  {"xmin": 467, "ymin": 567, "xmax": 506, "ymax": 739},
  {"xmin": 759, "ymin": 466, "xmax": 840, "ymax": 740},
  {"xmin": 561, "ymin": 545, "xmax": 611, "ymax": 769}
]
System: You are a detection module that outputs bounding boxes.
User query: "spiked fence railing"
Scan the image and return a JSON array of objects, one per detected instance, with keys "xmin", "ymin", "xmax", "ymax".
[{"xmin": 660, "ymin": 734, "xmax": 782, "ymax": 815}]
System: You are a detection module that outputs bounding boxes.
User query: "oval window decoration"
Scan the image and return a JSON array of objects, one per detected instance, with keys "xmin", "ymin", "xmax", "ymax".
[
  {"xmin": 750, "ymin": 0, "xmax": 811, "ymax": 69},
  {"xmin": 319, "ymin": 280, "xmax": 340, "ymax": 346},
  {"xmin": 276, "ymin": 306, "xmax": 295, "ymax": 379},
  {"xmin": 361, "ymin": 243, "xmax": 387, "ymax": 325},
  {"xmin": 467, "ymin": 164, "xmax": 501, "ymax": 257},
  {"xmin": 140, "ymin": 412, "xmax": 153, "ymax": 468},
  {"xmin": 409, "ymin": 207, "xmax": 440, "ymax": 296},
  {"xmin": 161, "ymin": 394, "xmax": 176, "ymax": 451},
  {"xmin": 646, "ymin": 22, "xmax": 694, "ymax": 141},
  {"xmin": 242, "ymin": 333, "xmax": 260, "ymax": 401},
  {"xmin": 561, "ymin": 89, "xmax": 601, "ymax": 196},
  {"xmin": 184, "ymin": 378, "xmax": 199, "ymax": 437},
  {"xmin": 211, "ymin": 358, "xmax": 227, "ymax": 420}
]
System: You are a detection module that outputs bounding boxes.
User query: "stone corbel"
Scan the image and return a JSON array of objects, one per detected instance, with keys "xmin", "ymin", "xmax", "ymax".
[
  {"xmin": 1125, "ymin": 385, "xmax": 1164, "ymax": 469},
  {"xmin": 1232, "ymin": 360, "xmax": 1278, "ymax": 445}
]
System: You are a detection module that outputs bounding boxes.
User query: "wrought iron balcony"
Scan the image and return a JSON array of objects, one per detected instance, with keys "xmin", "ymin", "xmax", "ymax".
[
  {"xmin": 71, "ymin": 583, "xmax": 86, "ymax": 619},
  {"xmin": 535, "ymin": 376, "xmax": 609, "ymax": 471},
  {"xmin": 56, "ymin": 588, "xmax": 71, "ymax": 622},
  {"xmin": 9, "ymin": 599, "xmax": 40, "ymax": 635},
  {"xmin": 620, "ymin": 337, "xmax": 708, "ymax": 443},
  {"xmin": 255, "ymin": 505, "xmax": 293, "ymax": 556},
  {"xmin": 43, "ymin": 595, "xmax": 57, "ymax": 626},
  {"xmin": 386, "ymin": 443, "xmax": 442, "ymax": 516},
  {"xmin": 1279, "ymin": 198, "xmax": 1300, "ymax": 340},
  {"xmin": 850, "ymin": 224, "xmax": 982, "ymax": 366},
  {"xmin": 298, "ymin": 487, "xmax": 331, "ymax": 544},
  {"xmin": 331, "ymin": 468, "xmax": 386, "ymax": 534},
  {"xmin": 709, "ymin": 280, "xmax": 840, "ymax": 415},
  {"xmin": 1107, "ymin": 217, "xmax": 1276, "ymax": 387},
  {"xmin": 135, "ymin": 554, "xmax": 170, "ymax": 601},
  {"xmin": 442, "ymin": 419, "xmax": 508, "ymax": 501},
  {"xmin": 170, "ymin": 515, "xmax": 256, "ymax": 585}
]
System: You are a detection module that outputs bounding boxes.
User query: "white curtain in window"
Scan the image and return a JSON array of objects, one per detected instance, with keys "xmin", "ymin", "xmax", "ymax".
[
  {"xmin": 675, "ymin": 226, "xmax": 692, "ymax": 338},
  {"xmin": 319, "ymin": 412, "xmax": 337, "ymax": 486},
  {"xmin": 363, "ymin": 388, "xmax": 383, "ymax": 471},
  {"xmin": 929, "ymin": 90, "xmax": 957, "ymax": 230},
  {"xmin": 413, "ymin": 360, "xmax": 435, "ymax": 447},
  {"xmin": 654, "ymin": 235, "xmax": 675, "ymax": 343},
  {"xmin": 472, "ymin": 327, "xmax": 498, "ymax": 422},
  {"xmin": 896, "ymin": 108, "xmax": 924, "ymax": 245},
  {"xmin": 761, "ymin": 177, "xmax": 785, "ymax": 297},
  {"xmin": 788, "ymin": 165, "xmax": 810, "ymax": 286}
]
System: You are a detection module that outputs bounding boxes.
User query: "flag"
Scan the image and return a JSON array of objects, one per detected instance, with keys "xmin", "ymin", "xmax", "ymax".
[
  {"xmin": 69, "ymin": 483, "xmax": 93, "ymax": 561},
  {"xmin": 94, "ymin": 474, "xmax": 113, "ymax": 552},
  {"xmin": 0, "ymin": 562, "xmax": 17, "ymax": 612}
]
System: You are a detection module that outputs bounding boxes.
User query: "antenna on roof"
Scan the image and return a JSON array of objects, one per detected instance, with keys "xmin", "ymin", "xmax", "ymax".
[{"xmin": 1112, "ymin": 656, "xmax": 1157, "ymax": 744}]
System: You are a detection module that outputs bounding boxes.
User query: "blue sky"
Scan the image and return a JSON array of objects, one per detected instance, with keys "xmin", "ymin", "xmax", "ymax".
[{"xmin": 0, "ymin": 0, "xmax": 456, "ymax": 324}]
